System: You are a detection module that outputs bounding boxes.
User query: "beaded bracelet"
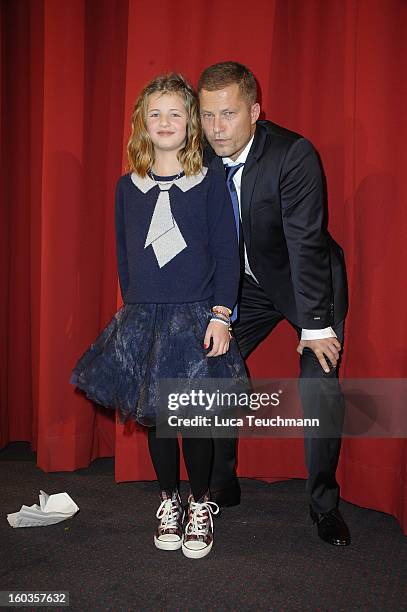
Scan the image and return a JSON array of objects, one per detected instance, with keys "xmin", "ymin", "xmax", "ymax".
[
  {"xmin": 209, "ymin": 317, "xmax": 230, "ymax": 327},
  {"xmin": 211, "ymin": 310, "xmax": 229, "ymax": 320},
  {"xmin": 210, "ymin": 312, "xmax": 230, "ymax": 324},
  {"xmin": 212, "ymin": 305, "xmax": 232, "ymax": 316}
]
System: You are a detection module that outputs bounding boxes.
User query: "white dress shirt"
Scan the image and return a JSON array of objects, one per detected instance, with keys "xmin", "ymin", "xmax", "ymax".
[{"xmin": 222, "ymin": 137, "xmax": 335, "ymax": 341}]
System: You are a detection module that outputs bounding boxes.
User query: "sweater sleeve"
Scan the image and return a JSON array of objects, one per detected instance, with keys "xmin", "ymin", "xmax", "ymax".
[
  {"xmin": 206, "ymin": 169, "xmax": 241, "ymax": 310},
  {"xmin": 115, "ymin": 177, "xmax": 129, "ymax": 300}
]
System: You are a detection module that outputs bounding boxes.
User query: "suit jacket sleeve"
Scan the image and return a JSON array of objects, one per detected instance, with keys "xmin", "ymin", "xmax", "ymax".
[{"xmin": 280, "ymin": 138, "xmax": 333, "ymax": 328}]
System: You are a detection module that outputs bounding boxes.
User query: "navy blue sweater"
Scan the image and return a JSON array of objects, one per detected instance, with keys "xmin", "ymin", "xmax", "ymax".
[{"xmin": 115, "ymin": 168, "xmax": 240, "ymax": 310}]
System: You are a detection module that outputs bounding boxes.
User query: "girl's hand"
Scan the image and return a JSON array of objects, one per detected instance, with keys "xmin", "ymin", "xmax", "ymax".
[{"xmin": 204, "ymin": 321, "xmax": 231, "ymax": 357}]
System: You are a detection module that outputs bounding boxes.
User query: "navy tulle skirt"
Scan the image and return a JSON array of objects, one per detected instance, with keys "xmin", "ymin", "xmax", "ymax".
[{"xmin": 70, "ymin": 301, "xmax": 248, "ymax": 426}]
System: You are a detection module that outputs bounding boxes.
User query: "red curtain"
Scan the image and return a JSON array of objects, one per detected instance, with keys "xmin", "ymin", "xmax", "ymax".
[{"xmin": 2, "ymin": 0, "xmax": 407, "ymax": 532}]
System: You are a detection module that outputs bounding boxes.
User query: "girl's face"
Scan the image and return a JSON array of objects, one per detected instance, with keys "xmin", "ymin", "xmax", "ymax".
[{"xmin": 146, "ymin": 92, "xmax": 188, "ymax": 154}]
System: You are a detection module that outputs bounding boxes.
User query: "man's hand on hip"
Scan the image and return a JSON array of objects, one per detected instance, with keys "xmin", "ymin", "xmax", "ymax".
[{"xmin": 296, "ymin": 337, "xmax": 342, "ymax": 373}]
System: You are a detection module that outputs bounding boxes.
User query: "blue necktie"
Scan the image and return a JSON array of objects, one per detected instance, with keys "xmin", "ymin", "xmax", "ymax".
[{"xmin": 224, "ymin": 163, "xmax": 244, "ymax": 322}]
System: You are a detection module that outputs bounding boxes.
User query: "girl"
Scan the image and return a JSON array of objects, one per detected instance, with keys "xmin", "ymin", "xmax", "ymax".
[{"xmin": 71, "ymin": 73, "xmax": 247, "ymax": 559}]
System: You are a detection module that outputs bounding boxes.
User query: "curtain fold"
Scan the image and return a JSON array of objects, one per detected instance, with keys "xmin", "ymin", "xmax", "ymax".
[{"xmin": 2, "ymin": 0, "xmax": 406, "ymax": 533}]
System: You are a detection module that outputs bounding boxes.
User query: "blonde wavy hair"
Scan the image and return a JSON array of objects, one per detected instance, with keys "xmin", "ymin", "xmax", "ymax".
[{"xmin": 127, "ymin": 73, "xmax": 203, "ymax": 177}]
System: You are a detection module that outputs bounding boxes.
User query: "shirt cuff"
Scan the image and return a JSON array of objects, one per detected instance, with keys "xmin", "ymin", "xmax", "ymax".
[{"xmin": 301, "ymin": 327, "xmax": 337, "ymax": 341}]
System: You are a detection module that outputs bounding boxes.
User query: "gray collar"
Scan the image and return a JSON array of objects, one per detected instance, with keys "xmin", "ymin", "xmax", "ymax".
[{"xmin": 130, "ymin": 168, "xmax": 208, "ymax": 193}]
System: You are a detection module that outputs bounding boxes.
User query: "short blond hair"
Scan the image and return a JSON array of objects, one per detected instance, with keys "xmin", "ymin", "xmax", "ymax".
[
  {"xmin": 127, "ymin": 73, "xmax": 203, "ymax": 177},
  {"xmin": 198, "ymin": 61, "xmax": 258, "ymax": 105}
]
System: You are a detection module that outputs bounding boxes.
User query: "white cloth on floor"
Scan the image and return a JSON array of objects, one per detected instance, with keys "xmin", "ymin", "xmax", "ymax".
[{"xmin": 7, "ymin": 490, "xmax": 79, "ymax": 528}]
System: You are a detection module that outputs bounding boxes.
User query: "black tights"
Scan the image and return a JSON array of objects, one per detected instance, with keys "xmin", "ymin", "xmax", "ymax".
[{"xmin": 147, "ymin": 429, "xmax": 213, "ymax": 501}]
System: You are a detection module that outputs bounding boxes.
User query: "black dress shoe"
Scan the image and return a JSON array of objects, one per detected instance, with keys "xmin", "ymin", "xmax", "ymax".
[
  {"xmin": 310, "ymin": 506, "xmax": 351, "ymax": 546},
  {"xmin": 211, "ymin": 481, "xmax": 241, "ymax": 507}
]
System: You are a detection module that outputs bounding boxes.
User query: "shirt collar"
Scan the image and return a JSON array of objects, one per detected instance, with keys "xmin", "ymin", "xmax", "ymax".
[{"xmin": 222, "ymin": 134, "xmax": 255, "ymax": 167}]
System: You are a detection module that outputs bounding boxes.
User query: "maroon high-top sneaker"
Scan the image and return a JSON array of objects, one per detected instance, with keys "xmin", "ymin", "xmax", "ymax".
[
  {"xmin": 154, "ymin": 490, "xmax": 183, "ymax": 551},
  {"xmin": 182, "ymin": 493, "xmax": 219, "ymax": 559}
]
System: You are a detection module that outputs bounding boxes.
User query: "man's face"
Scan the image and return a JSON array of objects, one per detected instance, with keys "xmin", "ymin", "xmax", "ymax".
[{"xmin": 199, "ymin": 83, "xmax": 260, "ymax": 161}]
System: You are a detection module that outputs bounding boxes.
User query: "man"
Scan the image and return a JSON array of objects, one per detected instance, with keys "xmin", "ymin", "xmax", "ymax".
[{"xmin": 198, "ymin": 62, "xmax": 350, "ymax": 546}]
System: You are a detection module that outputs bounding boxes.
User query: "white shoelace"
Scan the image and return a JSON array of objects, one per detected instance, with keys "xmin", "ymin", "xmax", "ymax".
[
  {"xmin": 185, "ymin": 500, "xmax": 220, "ymax": 537},
  {"xmin": 156, "ymin": 497, "xmax": 181, "ymax": 530}
]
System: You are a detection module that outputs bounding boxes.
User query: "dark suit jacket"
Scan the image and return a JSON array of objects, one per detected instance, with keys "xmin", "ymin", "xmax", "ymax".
[{"xmin": 206, "ymin": 120, "xmax": 348, "ymax": 329}]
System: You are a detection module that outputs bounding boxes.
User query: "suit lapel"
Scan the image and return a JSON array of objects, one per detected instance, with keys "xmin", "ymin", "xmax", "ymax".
[
  {"xmin": 240, "ymin": 157, "xmax": 258, "ymax": 252},
  {"xmin": 204, "ymin": 124, "xmax": 268, "ymax": 253},
  {"xmin": 240, "ymin": 123, "xmax": 268, "ymax": 252}
]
